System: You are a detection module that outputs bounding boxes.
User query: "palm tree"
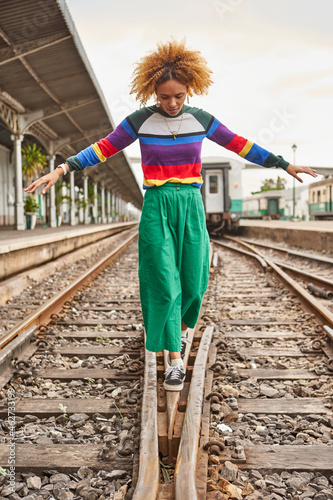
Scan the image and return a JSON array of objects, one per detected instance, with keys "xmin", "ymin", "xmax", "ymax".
[{"xmin": 22, "ymin": 143, "xmax": 47, "ymax": 186}]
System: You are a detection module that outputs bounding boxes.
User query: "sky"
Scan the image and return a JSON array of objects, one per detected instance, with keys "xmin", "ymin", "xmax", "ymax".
[{"xmin": 65, "ymin": 0, "xmax": 333, "ymax": 196}]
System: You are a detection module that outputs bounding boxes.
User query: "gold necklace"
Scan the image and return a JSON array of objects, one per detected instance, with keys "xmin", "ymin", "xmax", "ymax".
[{"xmin": 162, "ymin": 107, "xmax": 184, "ymax": 139}]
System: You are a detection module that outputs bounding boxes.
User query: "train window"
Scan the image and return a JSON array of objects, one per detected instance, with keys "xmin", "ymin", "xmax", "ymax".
[
  {"xmin": 209, "ymin": 175, "xmax": 218, "ymax": 194},
  {"xmin": 312, "ymin": 192, "xmax": 316, "ymax": 203}
]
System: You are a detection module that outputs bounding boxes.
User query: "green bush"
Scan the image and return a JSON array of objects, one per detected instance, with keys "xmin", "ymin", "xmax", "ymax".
[{"xmin": 24, "ymin": 194, "xmax": 39, "ymax": 213}]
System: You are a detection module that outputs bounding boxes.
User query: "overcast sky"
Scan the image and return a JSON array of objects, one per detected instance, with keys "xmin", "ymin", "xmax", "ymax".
[{"xmin": 66, "ymin": 0, "xmax": 333, "ymax": 196}]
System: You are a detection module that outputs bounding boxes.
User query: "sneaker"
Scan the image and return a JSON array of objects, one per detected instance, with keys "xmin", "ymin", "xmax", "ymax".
[
  {"xmin": 163, "ymin": 365, "xmax": 186, "ymax": 391},
  {"xmin": 167, "ymin": 336, "xmax": 191, "ymax": 366},
  {"xmin": 180, "ymin": 336, "xmax": 191, "ymax": 360}
]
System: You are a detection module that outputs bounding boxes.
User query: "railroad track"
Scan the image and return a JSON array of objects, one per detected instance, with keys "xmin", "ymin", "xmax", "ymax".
[
  {"xmin": 1, "ymin": 231, "xmax": 333, "ymax": 499},
  {"xmin": 202, "ymin": 240, "xmax": 333, "ymax": 500},
  {"xmin": 227, "ymin": 236, "xmax": 333, "ymax": 300},
  {"xmin": 0, "ymin": 222, "xmax": 139, "ymax": 310},
  {"xmin": 218, "ymin": 236, "xmax": 333, "ymax": 321},
  {"xmin": 0, "ymin": 230, "xmax": 143, "ymax": 499},
  {"xmin": 133, "ymin": 237, "xmax": 333, "ymax": 499}
]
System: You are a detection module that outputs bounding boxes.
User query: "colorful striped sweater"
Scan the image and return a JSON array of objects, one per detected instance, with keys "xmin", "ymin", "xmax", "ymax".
[{"xmin": 66, "ymin": 105, "xmax": 290, "ymax": 189}]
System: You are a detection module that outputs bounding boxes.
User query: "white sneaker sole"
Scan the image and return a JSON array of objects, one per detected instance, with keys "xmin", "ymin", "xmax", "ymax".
[{"xmin": 163, "ymin": 380, "xmax": 184, "ymax": 391}]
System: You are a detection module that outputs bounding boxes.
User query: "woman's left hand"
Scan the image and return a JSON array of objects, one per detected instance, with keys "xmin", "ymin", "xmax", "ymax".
[{"xmin": 286, "ymin": 164, "xmax": 318, "ymax": 183}]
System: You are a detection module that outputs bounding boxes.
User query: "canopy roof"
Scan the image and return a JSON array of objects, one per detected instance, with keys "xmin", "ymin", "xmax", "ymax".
[{"xmin": 0, "ymin": 0, "xmax": 143, "ymax": 208}]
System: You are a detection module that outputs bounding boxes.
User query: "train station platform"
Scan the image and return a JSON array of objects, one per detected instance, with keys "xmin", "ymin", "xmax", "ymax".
[
  {"xmin": 239, "ymin": 220, "xmax": 333, "ymax": 254},
  {"xmin": 0, "ymin": 222, "xmax": 138, "ymax": 280}
]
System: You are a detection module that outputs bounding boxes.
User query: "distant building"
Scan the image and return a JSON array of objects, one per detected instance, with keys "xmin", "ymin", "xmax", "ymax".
[{"xmin": 283, "ymin": 185, "xmax": 309, "ymax": 220}]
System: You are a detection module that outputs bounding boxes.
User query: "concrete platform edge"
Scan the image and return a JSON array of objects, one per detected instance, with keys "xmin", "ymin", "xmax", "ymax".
[
  {"xmin": 238, "ymin": 225, "xmax": 333, "ymax": 253},
  {"xmin": 0, "ymin": 222, "xmax": 138, "ymax": 280}
]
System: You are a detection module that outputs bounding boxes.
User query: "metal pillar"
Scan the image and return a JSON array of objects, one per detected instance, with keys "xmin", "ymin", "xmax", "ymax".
[
  {"xmin": 49, "ymin": 155, "xmax": 57, "ymax": 228},
  {"xmin": 11, "ymin": 134, "xmax": 25, "ymax": 230},
  {"xmin": 83, "ymin": 176, "xmax": 89, "ymax": 224},
  {"xmin": 94, "ymin": 182, "xmax": 98, "ymax": 223},
  {"xmin": 101, "ymin": 185, "xmax": 106, "ymax": 223},
  {"xmin": 107, "ymin": 190, "xmax": 111, "ymax": 223},
  {"xmin": 70, "ymin": 171, "xmax": 76, "ymax": 226}
]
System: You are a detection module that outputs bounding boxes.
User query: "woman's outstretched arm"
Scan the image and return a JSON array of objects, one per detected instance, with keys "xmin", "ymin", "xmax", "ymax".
[
  {"xmin": 25, "ymin": 113, "xmax": 139, "ymax": 194},
  {"xmin": 25, "ymin": 162, "xmax": 69, "ymax": 194},
  {"xmin": 206, "ymin": 115, "xmax": 317, "ymax": 182},
  {"xmin": 285, "ymin": 164, "xmax": 317, "ymax": 182}
]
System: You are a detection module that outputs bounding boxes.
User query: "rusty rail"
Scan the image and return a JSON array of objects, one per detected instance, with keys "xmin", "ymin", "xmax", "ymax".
[
  {"xmin": 132, "ymin": 343, "xmax": 159, "ymax": 499},
  {"xmin": 174, "ymin": 325, "xmax": 214, "ymax": 500}
]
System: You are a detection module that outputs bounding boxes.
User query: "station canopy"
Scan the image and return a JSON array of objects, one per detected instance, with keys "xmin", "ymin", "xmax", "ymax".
[{"xmin": 0, "ymin": 0, "xmax": 143, "ymax": 209}]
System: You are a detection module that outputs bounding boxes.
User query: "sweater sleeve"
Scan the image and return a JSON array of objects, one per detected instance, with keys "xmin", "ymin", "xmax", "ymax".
[
  {"xmin": 66, "ymin": 117, "xmax": 138, "ymax": 172},
  {"xmin": 206, "ymin": 116, "xmax": 290, "ymax": 170}
]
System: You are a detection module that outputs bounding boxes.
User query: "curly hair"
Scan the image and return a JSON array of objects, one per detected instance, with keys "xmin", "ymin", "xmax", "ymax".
[{"xmin": 130, "ymin": 39, "xmax": 213, "ymax": 106}]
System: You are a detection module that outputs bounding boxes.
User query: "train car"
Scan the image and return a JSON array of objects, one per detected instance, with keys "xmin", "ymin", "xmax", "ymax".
[
  {"xmin": 201, "ymin": 160, "xmax": 240, "ymax": 234},
  {"xmin": 308, "ymin": 178, "xmax": 333, "ymax": 219},
  {"xmin": 242, "ymin": 191, "xmax": 285, "ymax": 219}
]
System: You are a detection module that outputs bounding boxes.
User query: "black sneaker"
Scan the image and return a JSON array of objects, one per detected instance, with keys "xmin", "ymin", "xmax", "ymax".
[
  {"xmin": 180, "ymin": 336, "xmax": 191, "ymax": 360},
  {"xmin": 163, "ymin": 365, "xmax": 186, "ymax": 391}
]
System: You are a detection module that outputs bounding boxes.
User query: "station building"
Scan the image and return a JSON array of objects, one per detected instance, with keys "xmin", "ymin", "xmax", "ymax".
[{"xmin": 0, "ymin": 0, "xmax": 143, "ymax": 231}]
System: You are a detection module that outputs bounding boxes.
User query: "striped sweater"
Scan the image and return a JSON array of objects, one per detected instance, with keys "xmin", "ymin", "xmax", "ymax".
[{"xmin": 66, "ymin": 105, "xmax": 290, "ymax": 189}]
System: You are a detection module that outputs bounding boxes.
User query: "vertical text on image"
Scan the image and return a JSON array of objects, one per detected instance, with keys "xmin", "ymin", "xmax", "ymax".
[{"xmin": 6, "ymin": 387, "xmax": 16, "ymax": 493}]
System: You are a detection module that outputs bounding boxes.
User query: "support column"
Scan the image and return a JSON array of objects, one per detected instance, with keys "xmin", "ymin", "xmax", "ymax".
[
  {"xmin": 70, "ymin": 171, "xmax": 76, "ymax": 226},
  {"xmin": 115, "ymin": 196, "xmax": 119, "ymax": 221},
  {"xmin": 49, "ymin": 155, "xmax": 57, "ymax": 228},
  {"xmin": 101, "ymin": 185, "xmax": 106, "ymax": 223},
  {"xmin": 118, "ymin": 198, "xmax": 122, "ymax": 219},
  {"xmin": 83, "ymin": 176, "xmax": 89, "ymax": 224},
  {"xmin": 107, "ymin": 190, "xmax": 111, "ymax": 223},
  {"xmin": 112, "ymin": 192, "xmax": 116, "ymax": 220},
  {"xmin": 11, "ymin": 134, "xmax": 25, "ymax": 230},
  {"xmin": 94, "ymin": 182, "xmax": 98, "ymax": 223}
]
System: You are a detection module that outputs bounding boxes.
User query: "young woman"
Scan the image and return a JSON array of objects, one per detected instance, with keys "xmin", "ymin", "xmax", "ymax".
[{"xmin": 25, "ymin": 40, "xmax": 317, "ymax": 391}]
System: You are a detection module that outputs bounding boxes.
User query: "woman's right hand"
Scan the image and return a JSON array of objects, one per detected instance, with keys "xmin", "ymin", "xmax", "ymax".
[{"xmin": 25, "ymin": 168, "xmax": 63, "ymax": 195}]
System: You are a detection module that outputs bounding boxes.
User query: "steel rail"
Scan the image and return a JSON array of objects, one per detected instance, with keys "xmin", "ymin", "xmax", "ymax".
[
  {"xmin": 133, "ymin": 246, "xmax": 215, "ymax": 499},
  {"xmin": 223, "ymin": 236, "xmax": 333, "ymax": 327},
  {"xmin": 174, "ymin": 325, "xmax": 214, "ymax": 500},
  {"xmin": 219, "ymin": 236, "xmax": 333, "ymax": 288},
  {"xmin": 211, "ymin": 239, "xmax": 267, "ymax": 269},
  {"xmin": 0, "ymin": 231, "xmax": 138, "ymax": 350},
  {"xmin": 272, "ymin": 260, "xmax": 333, "ymax": 289},
  {"xmin": 132, "ymin": 338, "xmax": 159, "ymax": 499},
  {"xmin": 237, "ymin": 237, "xmax": 333, "ymax": 265}
]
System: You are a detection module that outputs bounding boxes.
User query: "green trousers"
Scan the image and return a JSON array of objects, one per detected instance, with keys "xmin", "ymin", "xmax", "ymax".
[{"xmin": 138, "ymin": 183, "xmax": 210, "ymax": 353}]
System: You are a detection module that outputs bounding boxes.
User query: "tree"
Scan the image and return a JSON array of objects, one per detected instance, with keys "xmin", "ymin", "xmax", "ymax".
[
  {"xmin": 252, "ymin": 176, "xmax": 286, "ymax": 194},
  {"xmin": 21, "ymin": 143, "xmax": 47, "ymax": 185},
  {"xmin": 275, "ymin": 176, "xmax": 286, "ymax": 190},
  {"xmin": 55, "ymin": 181, "xmax": 71, "ymax": 216}
]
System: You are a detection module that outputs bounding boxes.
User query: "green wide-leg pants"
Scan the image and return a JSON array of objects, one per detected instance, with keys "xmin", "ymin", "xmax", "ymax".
[{"xmin": 138, "ymin": 183, "xmax": 210, "ymax": 353}]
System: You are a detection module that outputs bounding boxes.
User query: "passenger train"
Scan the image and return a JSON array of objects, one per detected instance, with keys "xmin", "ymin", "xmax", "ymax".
[
  {"xmin": 201, "ymin": 161, "xmax": 333, "ymax": 232},
  {"xmin": 201, "ymin": 161, "xmax": 240, "ymax": 235},
  {"xmin": 308, "ymin": 178, "xmax": 333, "ymax": 220},
  {"xmin": 241, "ymin": 191, "xmax": 285, "ymax": 220}
]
